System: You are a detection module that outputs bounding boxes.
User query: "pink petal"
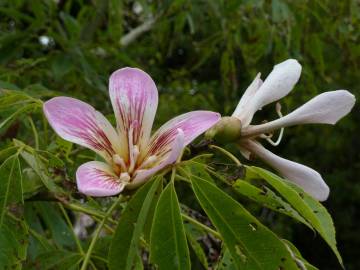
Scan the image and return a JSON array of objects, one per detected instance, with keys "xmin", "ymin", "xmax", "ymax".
[
  {"xmin": 109, "ymin": 67, "xmax": 158, "ymax": 159},
  {"xmin": 242, "ymin": 140, "xmax": 329, "ymax": 201},
  {"xmin": 143, "ymin": 111, "xmax": 220, "ymax": 161},
  {"xmin": 76, "ymin": 161, "xmax": 125, "ymax": 197},
  {"xmin": 128, "ymin": 129, "xmax": 185, "ymax": 188},
  {"xmin": 232, "ymin": 73, "xmax": 262, "ymax": 120},
  {"xmin": 240, "ymin": 59, "xmax": 302, "ymax": 127},
  {"xmin": 242, "ymin": 90, "xmax": 356, "ymax": 137},
  {"xmin": 44, "ymin": 97, "xmax": 121, "ymax": 161}
]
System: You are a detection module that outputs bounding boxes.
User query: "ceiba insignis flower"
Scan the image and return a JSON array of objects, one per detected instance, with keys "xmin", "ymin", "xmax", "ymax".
[
  {"xmin": 44, "ymin": 68, "xmax": 220, "ymax": 196},
  {"xmin": 208, "ymin": 59, "xmax": 355, "ymax": 201}
]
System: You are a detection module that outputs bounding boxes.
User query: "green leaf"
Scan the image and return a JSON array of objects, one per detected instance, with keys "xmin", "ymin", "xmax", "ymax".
[
  {"xmin": 184, "ymin": 225, "xmax": 208, "ymax": 269},
  {"xmin": 0, "ymin": 215, "xmax": 29, "ymax": 269},
  {"xmin": 150, "ymin": 182, "xmax": 191, "ymax": 270},
  {"xmin": 190, "ymin": 176, "xmax": 299, "ymax": 270},
  {"xmin": 0, "ymin": 154, "xmax": 23, "ymax": 226},
  {"xmin": 282, "ymin": 239, "xmax": 319, "ymax": 270},
  {"xmin": 0, "ymin": 103, "xmax": 35, "ymax": 130},
  {"xmin": 108, "ymin": 177, "xmax": 163, "ymax": 270},
  {"xmin": 34, "ymin": 202, "xmax": 76, "ymax": 248},
  {"xmin": 216, "ymin": 249, "xmax": 237, "ymax": 270},
  {"xmin": 33, "ymin": 250, "xmax": 82, "ymax": 270},
  {"xmin": 19, "ymin": 150, "xmax": 61, "ymax": 193},
  {"xmin": 249, "ymin": 166, "xmax": 342, "ymax": 267},
  {"xmin": 233, "ymin": 179, "xmax": 311, "ymax": 227}
]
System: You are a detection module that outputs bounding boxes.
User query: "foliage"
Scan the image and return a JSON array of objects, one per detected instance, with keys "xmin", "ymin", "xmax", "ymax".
[{"xmin": 0, "ymin": 0, "xmax": 359, "ymax": 269}]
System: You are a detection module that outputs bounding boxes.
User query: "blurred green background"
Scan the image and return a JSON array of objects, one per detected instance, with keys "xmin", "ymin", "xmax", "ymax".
[{"xmin": 0, "ymin": 0, "xmax": 358, "ymax": 269}]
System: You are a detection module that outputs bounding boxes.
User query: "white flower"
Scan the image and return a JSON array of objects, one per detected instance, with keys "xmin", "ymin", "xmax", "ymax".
[{"xmin": 232, "ymin": 59, "xmax": 355, "ymax": 201}]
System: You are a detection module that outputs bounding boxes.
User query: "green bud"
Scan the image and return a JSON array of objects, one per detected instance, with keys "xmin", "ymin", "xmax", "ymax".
[{"xmin": 205, "ymin": 116, "xmax": 242, "ymax": 144}]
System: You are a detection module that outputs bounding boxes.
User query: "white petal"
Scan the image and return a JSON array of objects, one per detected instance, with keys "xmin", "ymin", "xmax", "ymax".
[
  {"xmin": 242, "ymin": 90, "xmax": 356, "ymax": 137},
  {"xmin": 128, "ymin": 129, "xmax": 185, "ymax": 188},
  {"xmin": 243, "ymin": 140, "xmax": 329, "ymax": 201},
  {"xmin": 240, "ymin": 59, "xmax": 302, "ymax": 126},
  {"xmin": 232, "ymin": 73, "xmax": 262, "ymax": 121},
  {"xmin": 76, "ymin": 161, "xmax": 125, "ymax": 197}
]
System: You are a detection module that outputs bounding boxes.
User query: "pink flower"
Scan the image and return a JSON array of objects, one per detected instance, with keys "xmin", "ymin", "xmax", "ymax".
[
  {"xmin": 44, "ymin": 68, "xmax": 220, "ymax": 196},
  {"xmin": 233, "ymin": 59, "xmax": 355, "ymax": 201}
]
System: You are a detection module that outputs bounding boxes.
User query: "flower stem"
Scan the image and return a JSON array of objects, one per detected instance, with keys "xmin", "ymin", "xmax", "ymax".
[
  {"xmin": 58, "ymin": 203, "xmax": 84, "ymax": 255},
  {"xmin": 181, "ymin": 213, "xmax": 222, "ymax": 240},
  {"xmin": 80, "ymin": 196, "xmax": 122, "ymax": 270},
  {"xmin": 209, "ymin": 144, "xmax": 242, "ymax": 166},
  {"xmin": 27, "ymin": 116, "xmax": 39, "ymax": 150}
]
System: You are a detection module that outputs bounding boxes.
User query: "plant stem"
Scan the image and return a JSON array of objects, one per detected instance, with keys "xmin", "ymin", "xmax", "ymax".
[
  {"xmin": 80, "ymin": 196, "xmax": 122, "ymax": 270},
  {"xmin": 181, "ymin": 213, "xmax": 222, "ymax": 240},
  {"xmin": 209, "ymin": 144, "xmax": 242, "ymax": 166},
  {"xmin": 27, "ymin": 116, "xmax": 39, "ymax": 150},
  {"xmin": 63, "ymin": 202, "xmax": 117, "ymax": 225},
  {"xmin": 58, "ymin": 203, "xmax": 84, "ymax": 255}
]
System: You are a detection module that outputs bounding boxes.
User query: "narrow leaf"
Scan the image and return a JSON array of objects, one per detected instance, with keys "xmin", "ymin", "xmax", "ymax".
[
  {"xmin": 108, "ymin": 177, "xmax": 162, "ymax": 270},
  {"xmin": 150, "ymin": 182, "xmax": 191, "ymax": 270},
  {"xmin": 233, "ymin": 179, "xmax": 311, "ymax": 227},
  {"xmin": 249, "ymin": 166, "xmax": 342, "ymax": 266},
  {"xmin": 190, "ymin": 176, "xmax": 299, "ymax": 269}
]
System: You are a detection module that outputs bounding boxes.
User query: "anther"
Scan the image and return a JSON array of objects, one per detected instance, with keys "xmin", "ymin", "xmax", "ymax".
[
  {"xmin": 138, "ymin": 155, "xmax": 157, "ymax": 169},
  {"xmin": 129, "ymin": 145, "xmax": 140, "ymax": 174},
  {"xmin": 119, "ymin": 172, "xmax": 130, "ymax": 183},
  {"xmin": 113, "ymin": 154, "xmax": 127, "ymax": 171}
]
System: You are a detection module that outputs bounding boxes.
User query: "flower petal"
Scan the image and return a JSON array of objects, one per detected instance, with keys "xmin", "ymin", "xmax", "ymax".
[
  {"xmin": 109, "ymin": 67, "xmax": 158, "ymax": 159},
  {"xmin": 76, "ymin": 161, "xmax": 125, "ymax": 197},
  {"xmin": 129, "ymin": 129, "xmax": 185, "ymax": 188},
  {"xmin": 242, "ymin": 90, "xmax": 356, "ymax": 137},
  {"xmin": 232, "ymin": 73, "xmax": 262, "ymax": 120},
  {"xmin": 240, "ymin": 59, "xmax": 302, "ymax": 126},
  {"xmin": 143, "ymin": 111, "xmax": 220, "ymax": 161},
  {"xmin": 242, "ymin": 140, "xmax": 329, "ymax": 201},
  {"xmin": 44, "ymin": 97, "xmax": 121, "ymax": 162}
]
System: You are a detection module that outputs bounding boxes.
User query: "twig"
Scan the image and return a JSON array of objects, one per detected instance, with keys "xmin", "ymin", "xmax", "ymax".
[
  {"xmin": 120, "ymin": 17, "xmax": 156, "ymax": 47},
  {"xmin": 80, "ymin": 196, "xmax": 122, "ymax": 270}
]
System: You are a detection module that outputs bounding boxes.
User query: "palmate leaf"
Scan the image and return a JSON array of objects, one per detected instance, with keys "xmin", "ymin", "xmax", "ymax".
[
  {"xmin": 0, "ymin": 215, "xmax": 29, "ymax": 269},
  {"xmin": 249, "ymin": 166, "xmax": 343, "ymax": 267},
  {"xmin": 190, "ymin": 175, "xmax": 299, "ymax": 270},
  {"xmin": 19, "ymin": 149, "xmax": 61, "ymax": 193},
  {"xmin": 0, "ymin": 154, "xmax": 23, "ymax": 226},
  {"xmin": 108, "ymin": 177, "xmax": 162, "ymax": 270},
  {"xmin": 150, "ymin": 182, "xmax": 191, "ymax": 270},
  {"xmin": 33, "ymin": 250, "xmax": 82, "ymax": 270}
]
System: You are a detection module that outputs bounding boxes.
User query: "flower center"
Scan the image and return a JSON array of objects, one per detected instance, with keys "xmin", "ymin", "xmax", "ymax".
[{"xmin": 111, "ymin": 121, "xmax": 159, "ymax": 181}]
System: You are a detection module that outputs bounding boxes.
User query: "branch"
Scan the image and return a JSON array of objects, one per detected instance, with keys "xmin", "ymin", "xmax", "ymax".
[{"xmin": 120, "ymin": 17, "xmax": 156, "ymax": 47}]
